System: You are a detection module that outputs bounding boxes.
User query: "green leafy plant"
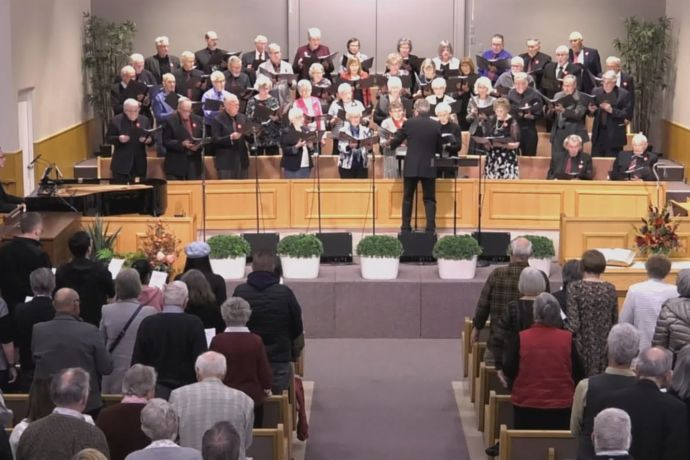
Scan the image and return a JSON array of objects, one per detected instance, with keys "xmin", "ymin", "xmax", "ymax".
[
  {"xmin": 207, "ymin": 234, "xmax": 252, "ymax": 259},
  {"xmin": 85, "ymin": 217, "xmax": 122, "ymax": 262},
  {"xmin": 277, "ymin": 234, "xmax": 324, "ymax": 258},
  {"xmin": 613, "ymin": 16, "xmax": 672, "ymax": 136},
  {"xmin": 356, "ymin": 235, "xmax": 403, "ymax": 258},
  {"xmin": 433, "ymin": 235, "xmax": 482, "ymax": 260},
  {"xmin": 523, "ymin": 235, "xmax": 556, "ymax": 259}
]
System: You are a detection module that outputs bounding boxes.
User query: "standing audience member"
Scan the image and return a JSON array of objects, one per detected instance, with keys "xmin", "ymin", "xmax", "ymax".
[
  {"xmin": 669, "ymin": 345, "xmax": 690, "ymax": 445},
  {"xmin": 571, "ymin": 323, "xmax": 639, "ymax": 459},
  {"xmin": 567, "ymin": 249, "xmax": 618, "ymax": 376},
  {"xmin": 180, "ymin": 242, "xmax": 228, "ymax": 308},
  {"xmin": 653, "ymin": 268, "xmax": 690, "ymax": 358},
  {"xmin": 0, "ymin": 297, "xmax": 16, "ymax": 392},
  {"xmin": 620, "ymin": 254, "xmax": 678, "ymax": 351},
  {"xmin": 592, "ymin": 408, "xmax": 633, "ymax": 460},
  {"xmin": 55, "ymin": 230, "xmax": 115, "ymax": 327},
  {"xmin": 180, "ymin": 269, "xmax": 224, "ymax": 334},
  {"xmin": 124, "ymin": 399, "xmax": 202, "ymax": 460},
  {"xmin": 552, "ymin": 259, "xmax": 582, "ymax": 313},
  {"xmin": 233, "ymin": 251, "xmax": 304, "ymax": 394},
  {"xmin": 100, "ymin": 269, "xmax": 158, "ymax": 394},
  {"xmin": 604, "ymin": 347, "xmax": 688, "ymax": 460},
  {"xmin": 210, "ymin": 298, "xmax": 272, "ymax": 426},
  {"xmin": 201, "ymin": 421, "xmax": 241, "ymax": 460},
  {"xmin": 132, "ymin": 259, "xmax": 164, "ymax": 311},
  {"xmin": 16, "ymin": 368, "xmax": 109, "ymax": 460},
  {"xmin": 97, "ymin": 364, "xmax": 157, "ymax": 460},
  {"xmin": 32, "ymin": 288, "xmax": 113, "ymax": 417},
  {"xmin": 131, "ymin": 281, "xmax": 207, "ymax": 399}
]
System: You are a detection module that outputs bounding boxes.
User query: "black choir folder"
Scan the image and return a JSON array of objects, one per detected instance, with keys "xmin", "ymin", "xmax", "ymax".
[{"xmin": 595, "ymin": 248, "xmax": 636, "ymax": 267}]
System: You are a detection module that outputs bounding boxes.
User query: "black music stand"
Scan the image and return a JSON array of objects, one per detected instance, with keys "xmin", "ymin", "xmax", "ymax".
[
  {"xmin": 191, "ymin": 103, "xmax": 214, "ymax": 241},
  {"xmin": 431, "ymin": 156, "xmax": 479, "ymax": 235}
]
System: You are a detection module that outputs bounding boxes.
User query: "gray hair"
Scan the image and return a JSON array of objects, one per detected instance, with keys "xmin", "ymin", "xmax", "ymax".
[
  {"xmin": 129, "ymin": 53, "xmax": 144, "ymax": 64},
  {"xmin": 297, "ymin": 79, "xmax": 312, "ymax": 93},
  {"xmin": 562, "ymin": 74, "xmax": 577, "ymax": 86},
  {"xmin": 50, "ymin": 368, "xmax": 90, "ymax": 407},
  {"xmin": 386, "ymin": 76, "xmax": 402, "ymax": 90},
  {"xmin": 593, "ymin": 408, "xmax": 631, "ymax": 453},
  {"xmin": 123, "ymin": 98, "xmax": 140, "ymax": 111},
  {"xmin": 513, "ymin": 72, "xmax": 528, "ymax": 83},
  {"xmin": 518, "ymin": 267, "xmax": 547, "ymax": 296},
  {"xmin": 141, "ymin": 399, "xmax": 179, "ymax": 441},
  {"xmin": 533, "ymin": 292, "xmax": 562, "ymax": 327},
  {"xmin": 195, "ymin": 351, "xmax": 227, "ymax": 380},
  {"xmin": 154, "ymin": 36, "xmax": 169, "ymax": 46},
  {"xmin": 607, "ymin": 324, "xmax": 640, "ymax": 366},
  {"xmin": 115, "ymin": 268, "xmax": 142, "ymax": 300},
  {"xmin": 30, "ymin": 267, "xmax": 55, "ymax": 296},
  {"xmin": 307, "ymin": 27, "xmax": 321, "ymax": 39},
  {"xmin": 163, "ymin": 281, "xmax": 188, "ymax": 307},
  {"xmin": 122, "ymin": 364, "xmax": 157, "ymax": 397},
  {"xmin": 434, "ymin": 102, "xmax": 452, "ymax": 116},
  {"xmin": 221, "ymin": 297, "xmax": 252, "ymax": 326},
  {"xmin": 288, "ymin": 107, "xmax": 305, "ymax": 123},
  {"xmin": 510, "ymin": 56, "xmax": 524, "ymax": 67},
  {"xmin": 563, "ymin": 134, "xmax": 583, "ymax": 148},
  {"xmin": 606, "ymin": 56, "xmax": 622, "ymax": 67},
  {"xmin": 677, "ymin": 269, "xmax": 690, "ymax": 297},
  {"xmin": 202, "ymin": 421, "xmax": 241, "ymax": 460},
  {"xmin": 414, "ymin": 98, "xmax": 431, "ymax": 115},
  {"xmin": 636, "ymin": 346, "xmax": 673, "ymax": 378},
  {"xmin": 632, "ymin": 133, "xmax": 648, "ymax": 146},
  {"xmin": 602, "ymin": 70, "xmax": 617, "ymax": 82},
  {"xmin": 671, "ymin": 345, "xmax": 690, "ymax": 399},
  {"xmin": 509, "ymin": 237, "xmax": 533, "ymax": 260},
  {"xmin": 431, "ymin": 77, "xmax": 447, "ymax": 90}
]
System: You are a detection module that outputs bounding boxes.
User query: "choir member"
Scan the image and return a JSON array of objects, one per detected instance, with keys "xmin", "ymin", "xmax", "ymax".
[
  {"xmin": 129, "ymin": 53, "xmax": 157, "ymax": 86},
  {"xmin": 611, "ymin": 133, "xmax": 657, "ymax": 181},
  {"xmin": 548, "ymin": 74, "xmax": 589, "ymax": 161},
  {"xmin": 541, "ymin": 46, "xmax": 580, "ymax": 98},
  {"xmin": 0, "ymin": 147, "xmax": 24, "ymax": 213},
  {"xmin": 519, "ymin": 38, "xmax": 551, "ymax": 89},
  {"xmin": 241, "ymin": 35, "xmax": 269, "ymax": 72},
  {"xmin": 224, "ymin": 56, "xmax": 251, "ymax": 94},
  {"xmin": 425, "ymin": 78, "xmax": 456, "ymax": 118},
  {"xmin": 145, "ymin": 36, "xmax": 180, "ymax": 84},
  {"xmin": 106, "ymin": 99, "xmax": 153, "ymax": 181},
  {"xmin": 340, "ymin": 37, "xmax": 369, "ymax": 73},
  {"xmin": 605, "ymin": 56, "xmax": 635, "ymax": 117},
  {"xmin": 194, "ymin": 31, "xmax": 228, "ymax": 74},
  {"xmin": 495, "ymin": 56, "xmax": 534, "ymax": 94},
  {"xmin": 588, "ymin": 71, "xmax": 633, "ymax": 157},
  {"xmin": 397, "ymin": 37, "xmax": 421, "ymax": 76},
  {"xmin": 162, "ymin": 98, "xmax": 204, "ymax": 180},
  {"xmin": 258, "ymin": 43, "xmax": 295, "ymax": 107},
  {"xmin": 478, "ymin": 97, "xmax": 520, "ymax": 179},
  {"xmin": 379, "ymin": 101, "xmax": 407, "ymax": 178},
  {"xmin": 328, "ymin": 83, "xmax": 366, "ymax": 154},
  {"xmin": 174, "ymin": 51, "xmax": 206, "ymax": 106},
  {"xmin": 479, "ymin": 34, "xmax": 512, "ymax": 83},
  {"xmin": 415, "ymin": 58, "xmax": 438, "ymax": 99},
  {"xmin": 466, "ymin": 76, "xmax": 496, "ymax": 153},
  {"xmin": 201, "ymin": 71, "xmax": 232, "ymax": 125},
  {"xmin": 338, "ymin": 57, "xmax": 371, "ymax": 106},
  {"xmin": 293, "ymin": 28, "xmax": 334, "ymax": 80},
  {"xmin": 432, "ymin": 40, "xmax": 460, "ymax": 76},
  {"xmin": 434, "ymin": 102, "xmax": 462, "ymax": 178},
  {"xmin": 111, "ymin": 65, "xmax": 136, "ymax": 115},
  {"xmin": 547, "ymin": 134, "xmax": 593, "ymax": 180},
  {"xmin": 508, "ymin": 72, "xmax": 543, "ymax": 156},
  {"xmin": 280, "ymin": 108, "xmax": 315, "ymax": 179},
  {"xmin": 309, "ymin": 63, "xmax": 333, "ymax": 112},
  {"xmin": 151, "ymin": 73, "xmax": 177, "ymax": 157},
  {"xmin": 384, "ymin": 52, "xmax": 413, "ymax": 95},
  {"xmin": 455, "ymin": 57, "xmax": 479, "ymax": 130},
  {"xmin": 337, "ymin": 108, "xmax": 372, "ymax": 179},
  {"xmin": 374, "ymin": 76, "xmax": 412, "ymax": 126},
  {"xmin": 211, "ymin": 95, "xmax": 250, "ymax": 179},
  {"xmin": 293, "ymin": 80, "xmax": 325, "ymax": 131},
  {"xmin": 568, "ymin": 31, "xmax": 602, "ymax": 93},
  {"xmin": 246, "ymin": 76, "xmax": 281, "ymax": 155}
]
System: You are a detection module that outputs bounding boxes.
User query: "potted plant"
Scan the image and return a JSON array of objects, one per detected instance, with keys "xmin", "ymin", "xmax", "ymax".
[
  {"xmin": 85, "ymin": 217, "xmax": 122, "ymax": 262},
  {"xmin": 207, "ymin": 234, "xmax": 251, "ymax": 279},
  {"xmin": 356, "ymin": 235, "xmax": 403, "ymax": 280},
  {"xmin": 433, "ymin": 235, "xmax": 483, "ymax": 279},
  {"xmin": 524, "ymin": 235, "xmax": 556, "ymax": 277},
  {"xmin": 276, "ymin": 234, "xmax": 323, "ymax": 279}
]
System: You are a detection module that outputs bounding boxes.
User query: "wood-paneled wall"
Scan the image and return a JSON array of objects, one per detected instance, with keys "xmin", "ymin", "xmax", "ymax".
[
  {"xmin": 33, "ymin": 119, "xmax": 95, "ymax": 184},
  {"xmin": 663, "ymin": 119, "xmax": 690, "ymax": 182}
]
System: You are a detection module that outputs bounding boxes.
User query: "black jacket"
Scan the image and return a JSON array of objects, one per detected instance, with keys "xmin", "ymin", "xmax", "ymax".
[
  {"xmin": 519, "ymin": 51, "xmax": 552, "ymax": 87},
  {"xmin": 541, "ymin": 62, "xmax": 580, "ymax": 97},
  {"xmin": 233, "ymin": 271, "xmax": 304, "ymax": 363},
  {"xmin": 0, "ymin": 237, "xmax": 51, "ymax": 310},
  {"xmin": 547, "ymin": 151, "xmax": 593, "ymax": 180},
  {"xmin": 280, "ymin": 126, "xmax": 314, "ymax": 171},
  {"xmin": 590, "ymin": 86, "xmax": 632, "ymax": 150},
  {"xmin": 439, "ymin": 121, "xmax": 462, "ymax": 156},
  {"xmin": 106, "ymin": 114, "xmax": 151, "ymax": 178},
  {"xmin": 211, "ymin": 111, "xmax": 250, "ymax": 171},
  {"xmin": 14, "ymin": 296, "xmax": 55, "ymax": 373},
  {"xmin": 173, "ymin": 68, "xmax": 206, "ymax": 102},
  {"xmin": 55, "ymin": 257, "xmax": 115, "ymax": 327},
  {"xmin": 0, "ymin": 182, "xmax": 23, "ymax": 213},
  {"xmin": 569, "ymin": 47, "xmax": 602, "ymax": 93},
  {"xmin": 389, "ymin": 115, "xmax": 443, "ymax": 179},
  {"xmin": 194, "ymin": 47, "xmax": 228, "ymax": 74},
  {"xmin": 611, "ymin": 151, "xmax": 658, "ymax": 181},
  {"xmin": 162, "ymin": 112, "xmax": 204, "ymax": 177},
  {"xmin": 145, "ymin": 54, "xmax": 181, "ymax": 84}
]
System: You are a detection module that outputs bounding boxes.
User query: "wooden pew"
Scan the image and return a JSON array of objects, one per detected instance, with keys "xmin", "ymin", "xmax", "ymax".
[
  {"xmin": 262, "ymin": 392, "xmax": 292, "ymax": 460},
  {"xmin": 484, "ymin": 391, "xmax": 514, "ymax": 447},
  {"xmin": 247, "ymin": 424, "xmax": 287, "ymax": 460},
  {"xmin": 474, "ymin": 363, "xmax": 508, "ymax": 431},
  {"xmin": 468, "ymin": 341, "xmax": 486, "ymax": 403},
  {"xmin": 462, "ymin": 318, "xmax": 490, "ymax": 378},
  {"xmin": 498, "ymin": 425, "xmax": 576, "ymax": 460},
  {"xmin": 3, "ymin": 394, "xmax": 29, "ymax": 427}
]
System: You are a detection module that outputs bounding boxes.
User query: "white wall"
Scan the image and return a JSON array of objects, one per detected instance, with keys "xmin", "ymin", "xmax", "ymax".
[
  {"xmin": 666, "ymin": 0, "xmax": 690, "ymax": 127},
  {"xmin": 0, "ymin": 0, "xmax": 18, "ymax": 151}
]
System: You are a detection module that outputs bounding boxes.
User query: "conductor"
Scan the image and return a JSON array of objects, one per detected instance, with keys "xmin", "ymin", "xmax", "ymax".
[{"xmin": 387, "ymin": 99, "xmax": 443, "ymax": 233}]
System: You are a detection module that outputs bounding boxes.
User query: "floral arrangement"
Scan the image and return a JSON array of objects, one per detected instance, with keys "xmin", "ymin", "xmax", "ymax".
[
  {"xmin": 140, "ymin": 220, "xmax": 181, "ymax": 273},
  {"xmin": 634, "ymin": 205, "xmax": 680, "ymax": 256}
]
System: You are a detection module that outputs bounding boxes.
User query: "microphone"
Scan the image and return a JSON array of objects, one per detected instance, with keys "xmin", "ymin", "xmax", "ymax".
[{"xmin": 27, "ymin": 154, "xmax": 42, "ymax": 169}]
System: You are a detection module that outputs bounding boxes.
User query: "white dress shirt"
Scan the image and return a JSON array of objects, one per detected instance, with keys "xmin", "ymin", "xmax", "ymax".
[{"xmin": 619, "ymin": 278, "xmax": 678, "ymax": 350}]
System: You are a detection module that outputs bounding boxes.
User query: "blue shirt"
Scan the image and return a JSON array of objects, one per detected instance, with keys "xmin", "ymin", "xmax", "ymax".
[
  {"xmin": 201, "ymin": 89, "xmax": 232, "ymax": 124},
  {"xmin": 479, "ymin": 49, "xmax": 512, "ymax": 81},
  {"xmin": 152, "ymin": 91, "xmax": 176, "ymax": 124}
]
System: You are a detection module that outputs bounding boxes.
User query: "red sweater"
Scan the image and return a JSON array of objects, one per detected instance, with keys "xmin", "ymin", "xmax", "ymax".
[{"xmin": 210, "ymin": 331, "xmax": 272, "ymax": 404}]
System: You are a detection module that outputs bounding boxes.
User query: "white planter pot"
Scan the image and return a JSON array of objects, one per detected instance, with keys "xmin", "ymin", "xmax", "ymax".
[
  {"xmin": 438, "ymin": 256, "xmax": 477, "ymax": 279},
  {"xmin": 529, "ymin": 257, "xmax": 552, "ymax": 277},
  {"xmin": 210, "ymin": 256, "xmax": 247, "ymax": 280},
  {"xmin": 360, "ymin": 256, "xmax": 400, "ymax": 280},
  {"xmin": 280, "ymin": 256, "xmax": 320, "ymax": 279}
]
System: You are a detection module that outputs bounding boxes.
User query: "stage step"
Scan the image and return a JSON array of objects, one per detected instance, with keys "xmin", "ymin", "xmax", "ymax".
[{"xmin": 74, "ymin": 158, "xmax": 98, "ymax": 179}]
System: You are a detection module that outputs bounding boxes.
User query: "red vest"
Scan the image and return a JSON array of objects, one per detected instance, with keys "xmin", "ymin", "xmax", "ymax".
[{"xmin": 511, "ymin": 324, "xmax": 575, "ymax": 409}]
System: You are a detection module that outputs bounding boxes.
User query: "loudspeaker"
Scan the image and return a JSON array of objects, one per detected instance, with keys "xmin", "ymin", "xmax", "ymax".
[
  {"xmin": 242, "ymin": 233, "xmax": 280, "ymax": 262},
  {"xmin": 316, "ymin": 232, "xmax": 353, "ymax": 263},
  {"xmin": 473, "ymin": 231, "xmax": 510, "ymax": 263},
  {"xmin": 398, "ymin": 231, "xmax": 437, "ymax": 263}
]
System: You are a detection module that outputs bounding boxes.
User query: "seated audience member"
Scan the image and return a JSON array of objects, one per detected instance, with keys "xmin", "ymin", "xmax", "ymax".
[
  {"xmin": 145, "ymin": 36, "xmax": 180, "ymax": 84},
  {"xmin": 55, "ymin": 230, "xmax": 115, "ymax": 326},
  {"xmin": 571, "ymin": 323, "xmax": 640, "ymax": 459},
  {"xmin": 0, "ymin": 146, "xmax": 24, "ymax": 212},
  {"xmin": 233, "ymin": 251, "xmax": 304, "ymax": 394},
  {"xmin": 97, "ymin": 364, "xmax": 157, "ymax": 460},
  {"xmin": 32, "ymin": 288, "xmax": 113, "ymax": 416},
  {"xmin": 507, "ymin": 72, "xmax": 542, "ymax": 156},
  {"xmin": 180, "ymin": 269, "xmax": 224, "ymax": 334},
  {"xmin": 14, "ymin": 268, "xmax": 55, "ymax": 391},
  {"xmin": 479, "ymin": 34, "xmax": 512, "ymax": 83},
  {"xmin": 604, "ymin": 347, "xmax": 689, "ymax": 460},
  {"xmin": 653, "ymin": 269, "xmax": 690, "ymax": 358},
  {"xmin": 293, "ymin": 27, "xmax": 334, "ymax": 81},
  {"xmin": 0, "ymin": 296, "xmax": 16, "ymax": 392},
  {"xmin": 0, "ymin": 212, "xmax": 51, "ymax": 312},
  {"xmin": 568, "ymin": 31, "xmax": 602, "ymax": 94},
  {"xmin": 587, "ymin": 70, "xmax": 632, "ymax": 157},
  {"xmin": 280, "ymin": 107, "xmax": 315, "ymax": 179},
  {"xmin": 337, "ymin": 108, "xmax": 372, "ymax": 179},
  {"xmin": 567, "ymin": 249, "xmax": 618, "ymax": 376},
  {"xmin": 170, "ymin": 352, "xmax": 253, "ymax": 455},
  {"xmin": 669, "ymin": 345, "xmax": 690, "ymax": 446},
  {"xmin": 210, "ymin": 298, "xmax": 272, "ymax": 426},
  {"xmin": 194, "ymin": 31, "xmax": 227, "ymax": 74},
  {"xmin": 106, "ymin": 98, "xmax": 153, "ymax": 181},
  {"xmin": 592, "ymin": 408, "xmax": 634, "ymax": 460},
  {"xmin": 101, "ymin": 269, "xmax": 158, "ymax": 394},
  {"xmin": 546, "ymin": 134, "xmax": 593, "ymax": 180},
  {"xmin": 211, "ymin": 95, "xmax": 250, "ymax": 180},
  {"xmin": 611, "ymin": 133, "xmax": 658, "ymax": 181},
  {"xmin": 620, "ymin": 254, "xmax": 677, "ymax": 351},
  {"xmin": 552, "ymin": 259, "xmax": 582, "ymax": 313},
  {"xmin": 131, "ymin": 259, "xmax": 164, "ymax": 311},
  {"xmin": 180, "ymin": 242, "xmax": 228, "ymax": 307},
  {"xmin": 131, "ymin": 281, "xmax": 207, "ymax": 399},
  {"xmin": 503, "ymin": 293, "xmax": 583, "ymax": 431},
  {"xmin": 162, "ymin": 98, "xmax": 204, "ymax": 180},
  {"xmin": 202, "ymin": 421, "xmax": 242, "ymax": 460},
  {"xmin": 125, "ymin": 398, "xmax": 202, "ymax": 460},
  {"xmin": 548, "ymin": 74, "xmax": 589, "ymax": 162},
  {"xmin": 16, "ymin": 368, "xmax": 109, "ymax": 460}
]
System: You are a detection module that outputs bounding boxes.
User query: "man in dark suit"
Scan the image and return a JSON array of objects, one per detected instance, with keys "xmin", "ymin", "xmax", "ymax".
[
  {"xmin": 195, "ymin": 31, "xmax": 228, "ymax": 74},
  {"xmin": 145, "ymin": 36, "xmax": 180, "ymax": 84},
  {"xmin": 0, "ymin": 147, "xmax": 24, "ymax": 213},
  {"xmin": 592, "ymin": 408, "xmax": 634, "ymax": 460},
  {"xmin": 588, "ymin": 71, "xmax": 632, "ymax": 157},
  {"xmin": 292, "ymin": 27, "xmax": 334, "ymax": 81},
  {"xmin": 547, "ymin": 134, "xmax": 593, "ymax": 180},
  {"xmin": 110, "ymin": 65, "xmax": 138, "ymax": 116},
  {"xmin": 106, "ymin": 98, "xmax": 154, "ymax": 181},
  {"xmin": 32, "ymin": 288, "xmax": 113, "ymax": 416},
  {"xmin": 604, "ymin": 347, "xmax": 688, "ymax": 460},
  {"xmin": 541, "ymin": 46, "xmax": 580, "ymax": 98},
  {"xmin": 387, "ymin": 99, "xmax": 443, "ymax": 233},
  {"xmin": 606, "ymin": 56, "xmax": 636, "ymax": 119},
  {"xmin": 549, "ymin": 75, "xmax": 589, "ymax": 161},
  {"xmin": 241, "ymin": 34, "xmax": 268, "ymax": 85},
  {"xmin": 569, "ymin": 31, "xmax": 602, "ymax": 93},
  {"xmin": 519, "ymin": 38, "xmax": 552, "ymax": 89},
  {"xmin": 211, "ymin": 95, "xmax": 249, "ymax": 179},
  {"xmin": 611, "ymin": 133, "xmax": 658, "ymax": 181},
  {"xmin": 162, "ymin": 98, "xmax": 204, "ymax": 180}
]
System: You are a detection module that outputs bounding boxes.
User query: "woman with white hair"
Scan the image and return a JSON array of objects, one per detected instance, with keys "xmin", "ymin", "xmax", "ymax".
[
  {"xmin": 434, "ymin": 102, "xmax": 462, "ymax": 178},
  {"xmin": 328, "ymin": 83, "xmax": 365, "ymax": 153},
  {"xmin": 309, "ymin": 63, "xmax": 333, "ymax": 111},
  {"xmin": 337, "ymin": 108, "xmax": 372, "ymax": 178},
  {"xmin": 280, "ymin": 107, "xmax": 315, "ymax": 179},
  {"xmin": 379, "ymin": 101, "xmax": 407, "ymax": 179},
  {"xmin": 431, "ymin": 40, "xmax": 460, "ymax": 76},
  {"xmin": 383, "ymin": 52, "xmax": 412, "ymax": 94},
  {"xmin": 374, "ymin": 76, "xmax": 412, "ymax": 126},
  {"xmin": 245, "ymin": 75, "xmax": 281, "ymax": 155},
  {"xmin": 425, "ymin": 77, "xmax": 456, "ymax": 108},
  {"xmin": 466, "ymin": 76, "xmax": 496, "ymax": 153},
  {"xmin": 292, "ymin": 79, "xmax": 325, "ymax": 132}
]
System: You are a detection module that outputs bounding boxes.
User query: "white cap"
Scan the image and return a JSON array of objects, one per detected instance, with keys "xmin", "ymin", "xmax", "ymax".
[{"xmin": 569, "ymin": 31, "xmax": 583, "ymax": 41}]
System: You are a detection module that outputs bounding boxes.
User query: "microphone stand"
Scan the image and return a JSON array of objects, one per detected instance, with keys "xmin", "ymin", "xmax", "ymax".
[
  {"xmin": 653, "ymin": 163, "xmax": 662, "ymax": 209},
  {"xmin": 476, "ymin": 143, "xmax": 489, "ymax": 267}
]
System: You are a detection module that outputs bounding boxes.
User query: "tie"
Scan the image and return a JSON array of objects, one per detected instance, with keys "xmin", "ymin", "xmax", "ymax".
[
  {"xmin": 557, "ymin": 66, "xmax": 564, "ymax": 80},
  {"xmin": 565, "ymin": 157, "xmax": 573, "ymax": 174},
  {"xmin": 629, "ymin": 157, "xmax": 638, "ymax": 173},
  {"xmin": 184, "ymin": 117, "xmax": 193, "ymax": 137},
  {"xmin": 216, "ymin": 92, "xmax": 222, "ymax": 100}
]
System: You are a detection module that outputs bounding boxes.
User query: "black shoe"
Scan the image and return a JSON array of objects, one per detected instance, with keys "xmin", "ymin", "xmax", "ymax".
[{"xmin": 485, "ymin": 442, "xmax": 500, "ymax": 457}]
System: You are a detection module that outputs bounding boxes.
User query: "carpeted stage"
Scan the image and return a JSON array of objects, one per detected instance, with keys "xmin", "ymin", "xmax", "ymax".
[{"xmin": 224, "ymin": 263, "xmax": 562, "ymax": 339}]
